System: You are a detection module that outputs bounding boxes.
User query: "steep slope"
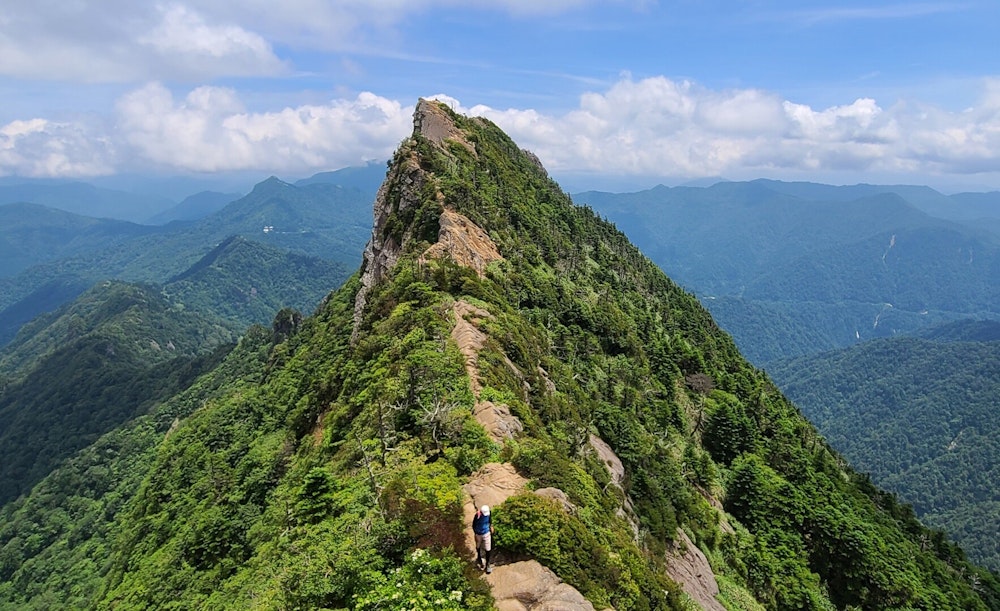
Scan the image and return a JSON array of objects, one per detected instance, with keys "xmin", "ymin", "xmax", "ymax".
[
  {"xmin": 91, "ymin": 100, "xmax": 999, "ymax": 610},
  {"xmin": 769, "ymin": 327, "xmax": 1000, "ymax": 571},
  {"xmin": 0, "ymin": 325, "xmax": 270, "ymax": 609},
  {"xmin": 162, "ymin": 235, "xmax": 351, "ymax": 329},
  {"xmin": 0, "ymin": 281, "xmax": 236, "ymax": 504}
]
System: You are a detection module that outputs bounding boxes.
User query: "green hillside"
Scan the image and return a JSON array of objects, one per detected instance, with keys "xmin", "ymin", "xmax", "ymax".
[
  {"xmin": 0, "ymin": 324, "xmax": 271, "ymax": 609},
  {"xmin": 0, "ymin": 203, "xmax": 153, "ymax": 278},
  {"xmin": 769, "ymin": 326, "xmax": 1000, "ymax": 571},
  {"xmin": 162, "ymin": 235, "xmax": 351, "ymax": 330},
  {"xmin": 0, "ymin": 178, "xmax": 371, "ymax": 347},
  {"xmin": 0, "ymin": 281, "xmax": 235, "ymax": 505},
  {"xmin": 2, "ymin": 101, "xmax": 997, "ymax": 610}
]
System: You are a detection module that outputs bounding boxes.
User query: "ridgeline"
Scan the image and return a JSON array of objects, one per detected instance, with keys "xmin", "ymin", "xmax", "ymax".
[{"xmin": 2, "ymin": 100, "xmax": 997, "ymax": 610}]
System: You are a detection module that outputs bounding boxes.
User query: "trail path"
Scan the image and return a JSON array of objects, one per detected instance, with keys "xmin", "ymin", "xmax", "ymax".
[
  {"xmin": 452, "ymin": 298, "xmax": 722, "ymax": 610},
  {"xmin": 452, "ymin": 300, "xmax": 594, "ymax": 610}
]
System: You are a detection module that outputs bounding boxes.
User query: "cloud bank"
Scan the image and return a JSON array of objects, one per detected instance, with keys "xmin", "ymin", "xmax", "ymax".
[{"xmin": 1, "ymin": 76, "xmax": 999, "ymax": 183}]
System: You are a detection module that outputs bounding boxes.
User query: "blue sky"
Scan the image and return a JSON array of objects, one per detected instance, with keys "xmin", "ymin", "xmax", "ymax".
[{"xmin": 1, "ymin": 1, "xmax": 998, "ymax": 191}]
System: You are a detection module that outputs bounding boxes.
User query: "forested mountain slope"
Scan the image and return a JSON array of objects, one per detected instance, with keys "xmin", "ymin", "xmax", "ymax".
[
  {"xmin": 769, "ymin": 323, "xmax": 1000, "ymax": 571},
  {"xmin": 0, "ymin": 324, "xmax": 271, "ymax": 608},
  {"xmin": 0, "ymin": 203, "xmax": 154, "ymax": 279},
  {"xmin": 161, "ymin": 235, "xmax": 350, "ymax": 331},
  {"xmin": 2, "ymin": 100, "xmax": 997, "ymax": 610},
  {"xmin": 576, "ymin": 183, "xmax": 1000, "ymax": 363},
  {"xmin": 0, "ymin": 281, "xmax": 235, "ymax": 505}
]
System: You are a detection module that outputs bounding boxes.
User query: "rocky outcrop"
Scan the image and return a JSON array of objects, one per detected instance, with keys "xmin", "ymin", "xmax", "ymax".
[
  {"xmin": 461, "ymin": 465, "xmax": 594, "ymax": 611},
  {"xmin": 665, "ymin": 529, "xmax": 725, "ymax": 611},
  {"xmin": 533, "ymin": 488, "xmax": 576, "ymax": 513},
  {"xmin": 412, "ymin": 98, "xmax": 475, "ymax": 152},
  {"xmin": 421, "ymin": 209, "xmax": 504, "ymax": 276},
  {"xmin": 351, "ymin": 149, "xmax": 429, "ymax": 338},
  {"xmin": 589, "ymin": 434, "xmax": 625, "ymax": 489},
  {"xmin": 353, "ymin": 99, "xmax": 500, "ymax": 339},
  {"xmin": 486, "ymin": 560, "xmax": 596, "ymax": 611}
]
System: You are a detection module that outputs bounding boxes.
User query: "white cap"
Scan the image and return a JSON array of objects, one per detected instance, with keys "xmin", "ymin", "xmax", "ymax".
[{"xmin": 481, "ymin": 505, "xmax": 491, "ymax": 516}]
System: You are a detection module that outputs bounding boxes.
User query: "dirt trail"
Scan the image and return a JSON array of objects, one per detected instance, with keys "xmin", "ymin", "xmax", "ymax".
[
  {"xmin": 451, "ymin": 300, "xmax": 522, "ymax": 443},
  {"xmin": 451, "ymin": 301, "xmax": 593, "ymax": 610}
]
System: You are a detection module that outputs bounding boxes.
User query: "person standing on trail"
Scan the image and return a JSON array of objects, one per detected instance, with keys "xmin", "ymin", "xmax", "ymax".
[{"xmin": 473, "ymin": 504, "xmax": 494, "ymax": 573}]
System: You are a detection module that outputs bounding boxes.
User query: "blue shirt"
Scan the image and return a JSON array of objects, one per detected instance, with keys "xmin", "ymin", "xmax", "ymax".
[{"xmin": 473, "ymin": 511, "xmax": 491, "ymax": 535}]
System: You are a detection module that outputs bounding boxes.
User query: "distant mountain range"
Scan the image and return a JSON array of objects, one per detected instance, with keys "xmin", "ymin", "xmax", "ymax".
[
  {"xmin": 0, "ymin": 167, "xmax": 381, "ymax": 347},
  {"xmin": 575, "ymin": 180, "xmax": 1000, "ymax": 363}
]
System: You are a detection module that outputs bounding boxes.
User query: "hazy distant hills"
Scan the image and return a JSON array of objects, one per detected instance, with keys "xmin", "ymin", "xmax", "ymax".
[
  {"xmin": 769, "ymin": 320, "xmax": 1000, "ymax": 571},
  {"xmin": 576, "ymin": 181, "xmax": 1000, "ymax": 363},
  {"xmin": 145, "ymin": 191, "xmax": 240, "ymax": 225},
  {"xmin": 0, "ymin": 203, "xmax": 156, "ymax": 278},
  {"xmin": 0, "ymin": 181, "xmax": 175, "ymax": 224},
  {"xmin": 0, "ymin": 170, "xmax": 378, "ymax": 347}
]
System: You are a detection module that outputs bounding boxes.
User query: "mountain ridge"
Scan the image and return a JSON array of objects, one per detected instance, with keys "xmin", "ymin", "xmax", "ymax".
[{"xmin": 1, "ymin": 100, "xmax": 997, "ymax": 610}]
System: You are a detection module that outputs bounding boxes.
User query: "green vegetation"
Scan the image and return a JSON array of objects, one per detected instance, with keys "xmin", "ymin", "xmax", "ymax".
[
  {"xmin": 576, "ymin": 184, "xmax": 1000, "ymax": 363},
  {"xmin": 0, "ymin": 324, "xmax": 271, "ymax": 609},
  {"xmin": 770, "ymin": 327, "xmax": 1000, "ymax": 571},
  {"xmin": 1, "ymin": 101, "xmax": 997, "ymax": 610},
  {"xmin": 162, "ymin": 235, "xmax": 351, "ymax": 330},
  {"xmin": 0, "ymin": 281, "xmax": 235, "ymax": 505},
  {"xmin": 0, "ymin": 177, "xmax": 372, "ymax": 347}
]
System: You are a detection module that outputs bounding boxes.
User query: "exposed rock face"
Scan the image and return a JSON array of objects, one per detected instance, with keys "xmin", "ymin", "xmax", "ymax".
[
  {"xmin": 589, "ymin": 434, "xmax": 625, "ymax": 489},
  {"xmin": 352, "ymin": 150, "xmax": 428, "ymax": 338},
  {"xmin": 486, "ymin": 560, "xmax": 596, "ymax": 611},
  {"xmin": 463, "ymin": 462, "xmax": 529, "ymax": 517},
  {"xmin": 353, "ymin": 98, "xmax": 500, "ymax": 338},
  {"xmin": 665, "ymin": 529, "xmax": 725, "ymax": 611},
  {"xmin": 422, "ymin": 209, "xmax": 503, "ymax": 276},
  {"xmin": 462, "ymin": 465, "xmax": 593, "ymax": 611},
  {"xmin": 533, "ymin": 488, "xmax": 576, "ymax": 513},
  {"xmin": 412, "ymin": 98, "xmax": 475, "ymax": 151}
]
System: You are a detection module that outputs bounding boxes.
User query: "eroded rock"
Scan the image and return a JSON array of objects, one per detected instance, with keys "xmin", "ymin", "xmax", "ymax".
[{"xmin": 665, "ymin": 529, "xmax": 725, "ymax": 611}]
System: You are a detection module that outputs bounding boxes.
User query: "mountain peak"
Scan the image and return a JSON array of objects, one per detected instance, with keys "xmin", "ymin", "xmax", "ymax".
[
  {"xmin": 413, "ymin": 98, "xmax": 468, "ymax": 148},
  {"xmin": 352, "ymin": 99, "xmax": 503, "ymax": 336}
]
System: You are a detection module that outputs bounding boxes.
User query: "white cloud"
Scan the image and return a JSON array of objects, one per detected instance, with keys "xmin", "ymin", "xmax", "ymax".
[
  {"xmin": 2, "ymin": 76, "xmax": 999, "ymax": 182},
  {"xmin": 452, "ymin": 76, "xmax": 1000, "ymax": 181},
  {"xmin": 0, "ymin": 0, "xmax": 627, "ymax": 82},
  {"xmin": 0, "ymin": 118, "xmax": 115, "ymax": 177},
  {"xmin": 0, "ymin": 1, "xmax": 285, "ymax": 82},
  {"xmin": 115, "ymin": 84, "xmax": 411, "ymax": 172}
]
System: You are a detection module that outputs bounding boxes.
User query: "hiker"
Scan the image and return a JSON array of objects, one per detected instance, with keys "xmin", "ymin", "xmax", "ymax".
[{"xmin": 473, "ymin": 504, "xmax": 494, "ymax": 573}]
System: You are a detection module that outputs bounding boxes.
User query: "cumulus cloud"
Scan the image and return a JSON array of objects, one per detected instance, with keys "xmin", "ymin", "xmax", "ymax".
[
  {"xmin": 446, "ymin": 76, "xmax": 1000, "ymax": 180},
  {"xmin": 0, "ymin": 0, "xmax": 627, "ymax": 82},
  {"xmin": 2, "ymin": 76, "xmax": 1000, "ymax": 181},
  {"xmin": 0, "ymin": 117, "xmax": 115, "ymax": 177},
  {"xmin": 0, "ymin": 1, "xmax": 285, "ymax": 82},
  {"xmin": 115, "ymin": 83, "xmax": 411, "ymax": 172}
]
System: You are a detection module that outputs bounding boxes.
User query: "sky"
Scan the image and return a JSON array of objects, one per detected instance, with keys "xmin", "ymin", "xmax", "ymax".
[{"xmin": 1, "ymin": 0, "xmax": 999, "ymax": 192}]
